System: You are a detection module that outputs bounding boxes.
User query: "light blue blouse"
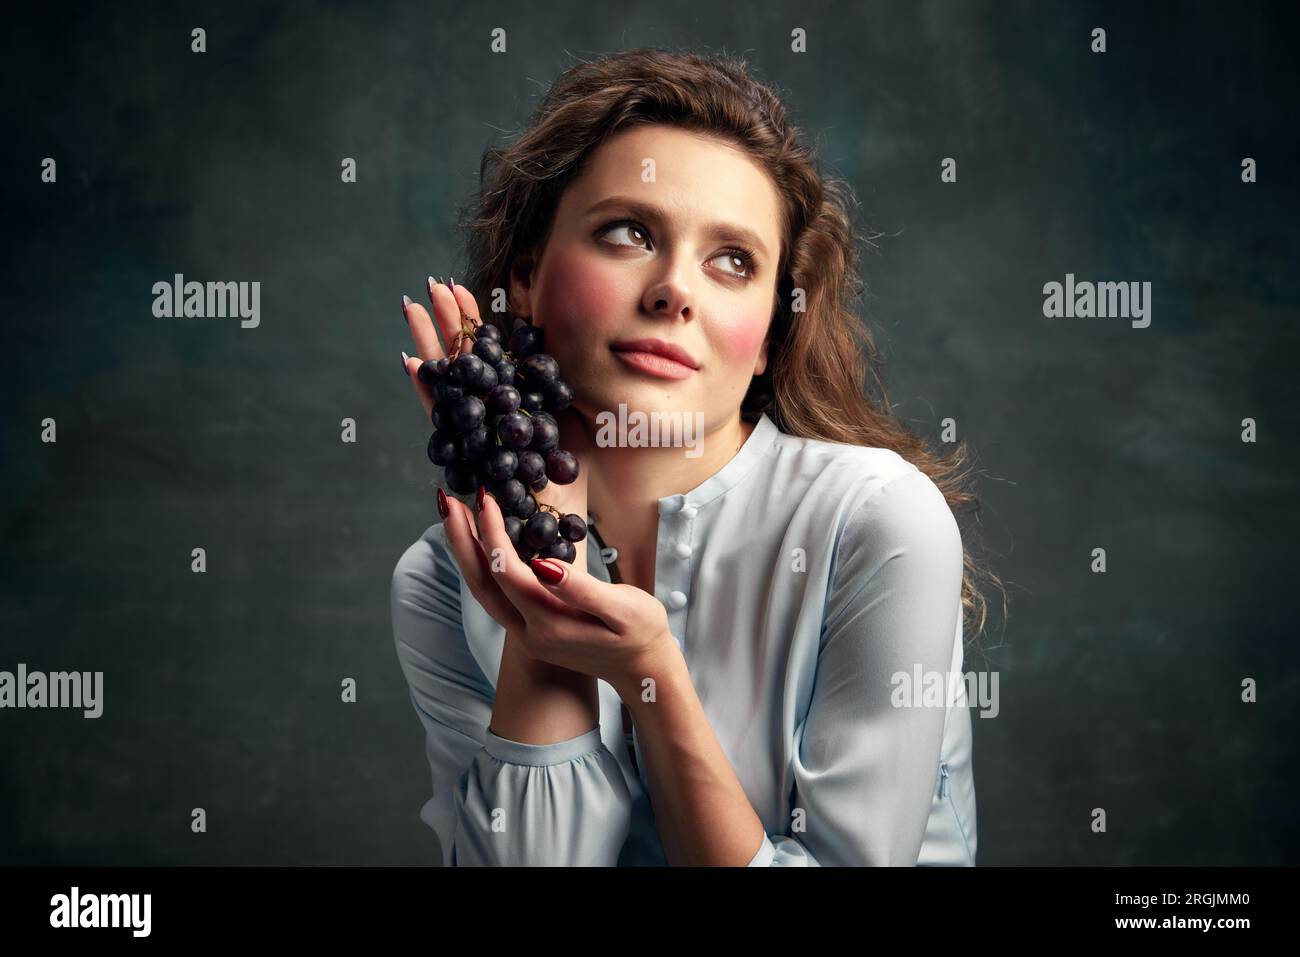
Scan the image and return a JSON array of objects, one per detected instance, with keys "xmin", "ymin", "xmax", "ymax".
[{"xmin": 391, "ymin": 412, "xmax": 977, "ymax": 866}]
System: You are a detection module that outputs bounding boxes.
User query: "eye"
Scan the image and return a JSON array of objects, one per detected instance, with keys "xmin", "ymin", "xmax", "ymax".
[
  {"xmin": 598, "ymin": 220, "xmax": 651, "ymax": 249},
  {"xmin": 597, "ymin": 219, "xmax": 757, "ymax": 280},
  {"xmin": 710, "ymin": 248, "xmax": 757, "ymax": 280}
]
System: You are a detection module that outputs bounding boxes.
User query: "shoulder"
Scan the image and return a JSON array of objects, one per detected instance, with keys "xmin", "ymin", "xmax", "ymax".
[
  {"xmin": 785, "ymin": 439, "xmax": 962, "ymax": 573},
  {"xmin": 768, "ymin": 430, "xmax": 955, "ymax": 540},
  {"xmin": 391, "ymin": 521, "xmax": 461, "ymax": 608},
  {"xmin": 811, "ymin": 448, "xmax": 965, "ymax": 645}
]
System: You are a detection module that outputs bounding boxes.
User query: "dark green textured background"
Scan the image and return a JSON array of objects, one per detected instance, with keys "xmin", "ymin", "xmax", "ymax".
[{"xmin": 1, "ymin": 0, "xmax": 1297, "ymax": 865}]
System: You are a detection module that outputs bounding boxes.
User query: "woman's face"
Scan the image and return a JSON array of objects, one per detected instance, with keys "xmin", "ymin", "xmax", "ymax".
[{"xmin": 507, "ymin": 124, "xmax": 783, "ymax": 435}]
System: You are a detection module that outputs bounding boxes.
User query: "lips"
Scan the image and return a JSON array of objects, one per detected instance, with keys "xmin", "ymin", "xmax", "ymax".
[
  {"xmin": 611, "ymin": 348, "xmax": 696, "ymax": 380},
  {"xmin": 609, "ymin": 338, "xmax": 699, "ymax": 370}
]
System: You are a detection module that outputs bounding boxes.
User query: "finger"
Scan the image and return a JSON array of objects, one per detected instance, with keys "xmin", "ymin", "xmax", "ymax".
[
  {"xmin": 427, "ymin": 278, "xmax": 474, "ymax": 358},
  {"xmin": 452, "ymin": 494, "xmax": 494, "ymax": 561},
  {"xmin": 404, "ymin": 298, "xmax": 446, "ymax": 363},
  {"xmin": 447, "ymin": 279, "xmax": 484, "ymax": 328},
  {"xmin": 402, "ymin": 298, "xmax": 444, "ymax": 426},
  {"xmin": 528, "ymin": 558, "xmax": 630, "ymax": 632},
  {"xmin": 403, "ymin": 352, "xmax": 433, "ymax": 422},
  {"xmin": 473, "ymin": 489, "xmax": 596, "ymax": 628},
  {"xmin": 441, "ymin": 492, "xmax": 525, "ymax": 633}
]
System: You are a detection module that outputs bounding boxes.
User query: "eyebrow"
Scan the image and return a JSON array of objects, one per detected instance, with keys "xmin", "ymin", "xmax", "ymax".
[{"xmin": 584, "ymin": 195, "xmax": 772, "ymax": 261}]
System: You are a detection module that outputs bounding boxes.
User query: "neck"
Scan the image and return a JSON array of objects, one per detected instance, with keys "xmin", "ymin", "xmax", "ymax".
[{"xmin": 582, "ymin": 414, "xmax": 755, "ymax": 571}]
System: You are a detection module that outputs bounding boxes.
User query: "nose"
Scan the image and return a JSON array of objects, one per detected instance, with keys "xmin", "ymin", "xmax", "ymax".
[{"xmin": 642, "ymin": 272, "xmax": 692, "ymax": 321}]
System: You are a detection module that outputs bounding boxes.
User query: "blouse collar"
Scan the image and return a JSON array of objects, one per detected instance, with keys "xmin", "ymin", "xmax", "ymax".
[{"xmin": 655, "ymin": 412, "xmax": 779, "ymax": 516}]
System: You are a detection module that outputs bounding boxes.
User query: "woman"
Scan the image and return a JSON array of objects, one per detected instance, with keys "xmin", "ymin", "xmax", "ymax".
[{"xmin": 392, "ymin": 48, "xmax": 1003, "ymax": 866}]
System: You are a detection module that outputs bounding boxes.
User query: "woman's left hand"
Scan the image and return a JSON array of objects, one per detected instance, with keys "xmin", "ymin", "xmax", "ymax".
[{"xmin": 454, "ymin": 489, "xmax": 681, "ymax": 692}]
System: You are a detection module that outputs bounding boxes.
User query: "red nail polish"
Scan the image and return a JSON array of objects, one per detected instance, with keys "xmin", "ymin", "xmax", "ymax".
[
  {"xmin": 437, "ymin": 487, "xmax": 449, "ymax": 519},
  {"xmin": 476, "ymin": 485, "xmax": 485, "ymax": 512},
  {"xmin": 531, "ymin": 559, "xmax": 564, "ymax": 585}
]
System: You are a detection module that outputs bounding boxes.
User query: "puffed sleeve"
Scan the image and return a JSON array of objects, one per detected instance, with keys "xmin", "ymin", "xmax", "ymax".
[
  {"xmin": 391, "ymin": 524, "xmax": 632, "ymax": 866},
  {"xmin": 747, "ymin": 469, "xmax": 967, "ymax": 866}
]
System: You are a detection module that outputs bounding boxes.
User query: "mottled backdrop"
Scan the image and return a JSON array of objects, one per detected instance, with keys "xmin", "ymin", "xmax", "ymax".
[{"xmin": 1, "ymin": 0, "xmax": 1296, "ymax": 865}]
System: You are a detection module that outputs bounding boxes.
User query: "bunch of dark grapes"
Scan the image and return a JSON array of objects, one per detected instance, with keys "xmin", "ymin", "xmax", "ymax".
[{"xmin": 423, "ymin": 312, "xmax": 588, "ymax": 564}]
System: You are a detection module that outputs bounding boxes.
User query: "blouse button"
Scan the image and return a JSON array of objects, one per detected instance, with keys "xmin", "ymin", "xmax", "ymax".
[
  {"xmin": 680, "ymin": 504, "xmax": 698, "ymax": 520},
  {"xmin": 666, "ymin": 590, "xmax": 688, "ymax": 610},
  {"xmin": 659, "ymin": 496, "xmax": 684, "ymax": 516},
  {"xmin": 673, "ymin": 542, "xmax": 692, "ymax": 560}
]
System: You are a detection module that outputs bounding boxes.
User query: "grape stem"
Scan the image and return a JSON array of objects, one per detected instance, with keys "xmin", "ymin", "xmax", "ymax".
[{"xmin": 532, "ymin": 498, "xmax": 561, "ymax": 519}]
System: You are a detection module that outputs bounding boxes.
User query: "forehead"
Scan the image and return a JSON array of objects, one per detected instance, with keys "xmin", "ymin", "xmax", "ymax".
[{"xmin": 557, "ymin": 124, "xmax": 783, "ymax": 249}]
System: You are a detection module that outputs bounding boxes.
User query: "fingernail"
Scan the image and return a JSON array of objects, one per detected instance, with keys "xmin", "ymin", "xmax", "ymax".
[
  {"xmin": 402, "ymin": 294, "xmax": 412, "ymax": 321},
  {"xmin": 401, "ymin": 350, "xmax": 410, "ymax": 376},
  {"xmin": 476, "ymin": 485, "xmax": 485, "ymax": 512},
  {"xmin": 449, "ymin": 277, "xmax": 456, "ymax": 291},
  {"xmin": 437, "ymin": 487, "xmax": 449, "ymax": 519},
  {"xmin": 427, "ymin": 276, "xmax": 437, "ymax": 301},
  {"xmin": 530, "ymin": 558, "xmax": 565, "ymax": 585}
]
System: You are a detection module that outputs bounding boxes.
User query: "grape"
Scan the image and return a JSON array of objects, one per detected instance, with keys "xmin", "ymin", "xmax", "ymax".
[
  {"xmin": 527, "ymin": 412, "xmax": 560, "ymax": 452},
  {"xmin": 428, "ymin": 431, "xmax": 457, "ymax": 466},
  {"xmin": 417, "ymin": 358, "xmax": 441, "ymax": 385},
  {"xmin": 544, "ymin": 449, "xmax": 579, "ymax": 484},
  {"xmin": 515, "ymin": 449, "xmax": 545, "ymax": 484},
  {"xmin": 483, "ymin": 447, "xmax": 518, "ymax": 482},
  {"xmin": 473, "ymin": 337, "xmax": 504, "ymax": 365},
  {"xmin": 449, "ymin": 395, "xmax": 486, "ymax": 431},
  {"xmin": 524, "ymin": 511, "xmax": 560, "ymax": 551},
  {"xmin": 433, "ymin": 379, "xmax": 464, "ymax": 406},
  {"xmin": 461, "ymin": 425, "xmax": 491, "ymax": 460},
  {"xmin": 485, "ymin": 384, "xmax": 521, "ymax": 416},
  {"xmin": 451, "ymin": 353, "xmax": 485, "ymax": 386},
  {"xmin": 446, "ymin": 461, "xmax": 476, "ymax": 495},
  {"xmin": 489, "ymin": 478, "xmax": 527, "ymax": 511},
  {"xmin": 475, "ymin": 362, "xmax": 498, "ymax": 393},
  {"xmin": 422, "ymin": 306, "xmax": 586, "ymax": 562},
  {"xmin": 536, "ymin": 539, "xmax": 577, "ymax": 563},
  {"xmin": 496, "ymin": 411, "xmax": 533, "ymax": 449},
  {"xmin": 471, "ymin": 460, "xmax": 491, "ymax": 490},
  {"xmin": 504, "ymin": 515, "xmax": 524, "ymax": 548},
  {"xmin": 558, "ymin": 513, "xmax": 587, "ymax": 542},
  {"xmin": 519, "ymin": 353, "xmax": 560, "ymax": 386},
  {"xmin": 543, "ymin": 379, "xmax": 574, "ymax": 411},
  {"xmin": 508, "ymin": 324, "xmax": 544, "ymax": 358}
]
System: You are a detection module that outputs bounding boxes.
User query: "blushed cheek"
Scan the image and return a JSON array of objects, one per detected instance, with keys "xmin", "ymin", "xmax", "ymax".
[
  {"xmin": 535, "ymin": 253, "xmax": 626, "ymax": 343},
  {"xmin": 710, "ymin": 310, "xmax": 769, "ymax": 370}
]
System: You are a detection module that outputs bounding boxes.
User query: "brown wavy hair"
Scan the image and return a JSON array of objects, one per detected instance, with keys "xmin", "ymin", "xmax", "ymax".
[{"xmin": 452, "ymin": 47, "xmax": 1008, "ymax": 655}]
